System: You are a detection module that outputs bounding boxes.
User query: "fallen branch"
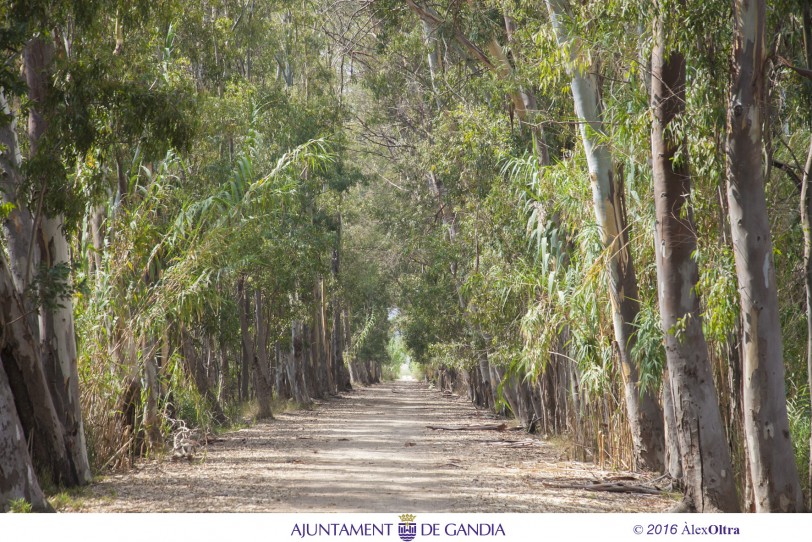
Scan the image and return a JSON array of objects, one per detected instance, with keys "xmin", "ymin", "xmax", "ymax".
[
  {"xmin": 486, "ymin": 439, "xmax": 544, "ymax": 448},
  {"xmin": 541, "ymin": 481, "xmax": 664, "ymax": 495},
  {"xmin": 426, "ymin": 423, "xmax": 508, "ymax": 431},
  {"xmin": 605, "ymin": 475, "xmax": 639, "ymax": 482}
]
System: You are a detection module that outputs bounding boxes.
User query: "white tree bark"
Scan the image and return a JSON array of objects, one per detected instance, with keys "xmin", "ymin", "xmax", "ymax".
[
  {"xmin": 0, "ymin": 363, "xmax": 52, "ymax": 512},
  {"xmin": 545, "ymin": 0, "xmax": 664, "ymax": 471},
  {"xmin": 38, "ymin": 216, "xmax": 92, "ymax": 483},
  {"xmin": 727, "ymin": 0, "xmax": 804, "ymax": 512}
]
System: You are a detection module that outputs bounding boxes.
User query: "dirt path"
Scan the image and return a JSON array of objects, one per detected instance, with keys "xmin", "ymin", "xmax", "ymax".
[{"xmin": 78, "ymin": 380, "xmax": 675, "ymax": 512}]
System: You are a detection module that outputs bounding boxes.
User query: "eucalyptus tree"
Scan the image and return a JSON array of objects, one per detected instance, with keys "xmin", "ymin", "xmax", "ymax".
[
  {"xmin": 0, "ymin": 251, "xmax": 77, "ymax": 492},
  {"xmin": 25, "ymin": 32, "xmax": 93, "ymax": 485},
  {"xmin": 544, "ymin": 0, "xmax": 665, "ymax": 472},
  {"xmin": 726, "ymin": 0, "xmax": 804, "ymax": 512},
  {"xmin": 0, "ymin": 0, "xmax": 110, "ymax": 488},
  {"xmin": 649, "ymin": 1, "xmax": 738, "ymax": 511}
]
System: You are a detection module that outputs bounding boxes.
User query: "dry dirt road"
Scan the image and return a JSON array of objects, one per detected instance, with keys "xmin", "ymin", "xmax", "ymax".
[{"xmin": 78, "ymin": 380, "xmax": 674, "ymax": 512}]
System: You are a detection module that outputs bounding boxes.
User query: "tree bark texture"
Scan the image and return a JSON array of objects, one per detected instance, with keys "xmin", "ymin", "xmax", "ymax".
[
  {"xmin": 651, "ymin": 20, "xmax": 738, "ymax": 511},
  {"xmin": 331, "ymin": 298, "xmax": 350, "ymax": 392},
  {"xmin": 0, "ymin": 89, "xmax": 38, "ymax": 297},
  {"xmin": 0, "ymin": 258, "xmax": 77, "ymax": 486},
  {"xmin": 727, "ymin": 0, "xmax": 804, "ymax": 512},
  {"xmin": 143, "ymin": 339, "xmax": 163, "ymax": 452},
  {"xmin": 24, "ymin": 36, "xmax": 92, "ymax": 484},
  {"xmin": 36, "ymin": 216, "xmax": 92, "ymax": 483},
  {"xmin": 545, "ymin": 0, "xmax": 665, "ymax": 472},
  {"xmin": 661, "ymin": 368, "xmax": 683, "ymax": 483},
  {"xmin": 0, "ymin": 363, "xmax": 52, "ymax": 512}
]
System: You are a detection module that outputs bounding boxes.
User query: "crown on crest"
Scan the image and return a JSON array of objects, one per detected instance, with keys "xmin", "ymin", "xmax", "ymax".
[{"xmin": 399, "ymin": 514, "xmax": 416, "ymax": 524}]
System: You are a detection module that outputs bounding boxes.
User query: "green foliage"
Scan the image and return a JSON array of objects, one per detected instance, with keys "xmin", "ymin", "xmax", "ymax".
[
  {"xmin": 631, "ymin": 302, "xmax": 665, "ymax": 396},
  {"xmin": 787, "ymin": 393, "xmax": 811, "ymax": 497},
  {"xmin": 53, "ymin": 0, "xmax": 362, "ymax": 469},
  {"xmin": 695, "ymin": 246, "xmax": 739, "ymax": 352},
  {"xmin": 7, "ymin": 498, "xmax": 32, "ymax": 513},
  {"xmin": 28, "ymin": 262, "xmax": 73, "ymax": 311},
  {"xmin": 47, "ymin": 487, "xmax": 89, "ymax": 512},
  {"xmin": 385, "ymin": 332, "xmax": 411, "ymax": 376}
]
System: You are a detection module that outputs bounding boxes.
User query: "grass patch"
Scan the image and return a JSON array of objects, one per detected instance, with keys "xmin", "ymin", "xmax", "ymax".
[
  {"xmin": 231, "ymin": 396, "xmax": 315, "ymax": 425},
  {"xmin": 8, "ymin": 498, "xmax": 33, "ymax": 513},
  {"xmin": 46, "ymin": 485, "xmax": 91, "ymax": 512}
]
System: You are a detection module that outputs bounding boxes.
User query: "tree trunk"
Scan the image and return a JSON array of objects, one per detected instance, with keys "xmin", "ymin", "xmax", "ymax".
[
  {"xmin": 303, "ymin": 323, "xmax": 317, "ymax": 394},
  {"xmin": 330, "ymin": 214, "xmax": 351, "ymax": 392},
  {"xmin": 88, "ymin": 204, "xmax": 105, "ymax": 278},
  {"xmin": 726, "ymin": 0, "xmax": 804, "ymax": 512},
  {"xmin": 331, "ymin": 298, "xmax": 350, "ymax": 391},
  {"xmin": 421, "ymin": 19, "xmax": 442, "ymax": 104},
  {"xmin": 310, "ymin": 283, "xmax": 327, "ymax": 397},
  {"xmin": 252, "ymin": 289, "xmax": 273, "ymax": 419},
  {"xmin": 219, "ymin": 341, "xmax": 229, "ymax": 402},
  {"xmin": 800, "ymin": 3, "xmax": 812, "ymax": 510},
  {"xmin": 289, "ymin": 320, "xmax": 311, "ymax": 404},
  {"xmin": 275, "ymin": 343, "xmax": 290, "ymax": 399},
  {"xmin": 24, "ymin": 36, "xmax": 50, "ymax": 153},
  {"xmin": 319, "ymin": 278, "xmax": 334, "ymax": 394},
  {"xmin": 0, "ymin": 89, "xmax": 37, "ymax": 297},
  {"xmin": 476, "ymin": 352, "xmax": 494, "ymax": 410},
  {"xmin": 661, "ymin": 368, "xmax": 682, "ymax": 484},
  {"xmin": 238, "ymin": 278, "xmax": 251, "ymax": 402},
  {"xmin": 36, "ymin": 216, "xmax": 92, "ymax": 483},
  {"xmin": 488, "ymin": 364, "xmax": 507, "ymax": 417},
  {"xmin": 0, "ymin": 362, "xmax": 52, "ymax": 512},
  {"xmin": 545, "ymin": 0, "xmax": 665, "ymax": 472},
  {"xmin": 143, "ymin": 338, "xmax": 163, "ymax": 453},
  {"xmin": 651, "ymin": 18, "xmax": 738, "ymax": 510},
  {"xmin": 366, "ymin": 359, "xmax": 375, "ymax": 384},
  {"xmin": 23, "ymin": 36, "xmax": 92, "ymax": 484},
  {"xmin": 0, "ymin": 259, "xmax": 76, "ymax": 486},
  {"xmin": 284, "ymin": 349, "xmax": 301, "ymax": 403}
]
